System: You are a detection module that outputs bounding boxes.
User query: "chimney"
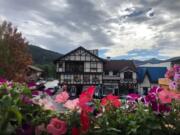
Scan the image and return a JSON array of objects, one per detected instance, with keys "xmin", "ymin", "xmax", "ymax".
[{"xmin": 89, "ymin": 49, "xmax": 99, "ymax": 56}]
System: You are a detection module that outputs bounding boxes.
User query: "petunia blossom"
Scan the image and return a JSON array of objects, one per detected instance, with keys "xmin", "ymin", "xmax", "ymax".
[
  {"xmin": 158, "ymin": 90, "xmax": 172, "ymax": 104},
  {"xmin": 101, "ymin": 94, "xmax": 121, "ymax": 108},
  {"xmin": 165, "ymin": 68, "xmax": 174, "ymax": 79},
  {"xmin": 79, "ymin": 86, "xmax": 95, "ymax": 112},
  {"xmin": 47, "ymin": 118, "xmax": 67, "ymax": 135},
  {"xmin": 35, "ymin": 124, "xmax": 46, "ymax": 135},
  {"xmin": 72, "ymin": 127, "xmax": 79, "ymax": 135},
  {"xmin": 173, "ymin": 65, "xmax": 180, "ymax": 73},
  {"xmin": 169, "ymin": 91, "xmax": 180, "ymax": 100},
  {"xmin": 80, "ymin": 111, "xmax": 90, "ymax": 133},
  {"xmin": 127, "ymin": 93, "xmax": 140, "ymax": 101},
  {"xmin": 55, "ymin": 91, "xmax": 69, "ymax": 103},
  {"xmin": 27, "ymin": 82, "xmax": 37, "ymax": 90},
  {"xmin": 64, "ymin": 98, "xmax": 79, "ymax": 110},
  {"xmin": 174, "ymin": 73, "xmax": 180, "ymax": 81}
]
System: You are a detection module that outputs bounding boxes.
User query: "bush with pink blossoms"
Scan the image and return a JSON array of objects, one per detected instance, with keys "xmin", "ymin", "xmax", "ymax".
[{"xmin": 0, "ymin": 65, "xmax": 180, "ymax": 135}]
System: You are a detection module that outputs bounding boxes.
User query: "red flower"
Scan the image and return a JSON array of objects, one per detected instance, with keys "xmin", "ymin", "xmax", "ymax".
[
  {"xmin": 101, "ymin": 94, "xmax": 121, "ymax": 108},
  {"xmin": 80, "ymin": 111, "xmax": 90, "ymax": 133},
  {"xmin": 79, "ymin": 86, "xmax": 95, "ymax": 112},
  {"xmin": 80, "ymin": 86, "xmax": 95, "ymax": 100},
  {"xmin": 72, "ymin": 127, "xmax": 79, "ymax": 135},
  {"xmin": 47, "ymin": 118, "xmax": 67, "ymax": 135}
]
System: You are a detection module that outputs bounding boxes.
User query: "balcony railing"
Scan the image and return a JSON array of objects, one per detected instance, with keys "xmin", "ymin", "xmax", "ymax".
[
  {"xmin": 103, "ymin": 76, "xmax": 137, "ymax": 83},
  {"xmin": 103, "ymin": 75, "xmax": 121, "ymax": 80},
  {"xmin": 120, "ymin": 79, "xmax": 137, "ymax": 83}
]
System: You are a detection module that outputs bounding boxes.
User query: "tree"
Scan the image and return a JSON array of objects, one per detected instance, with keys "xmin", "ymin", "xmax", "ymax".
[{"xmin": 0, "ymin": 21, "xmax": 32, "ymax": 81}]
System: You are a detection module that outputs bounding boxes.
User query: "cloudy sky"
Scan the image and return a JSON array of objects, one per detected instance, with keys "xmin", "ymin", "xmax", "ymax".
[{"xmin": 0, "ymin": 0, "xmax": 180, "ymax": 60}]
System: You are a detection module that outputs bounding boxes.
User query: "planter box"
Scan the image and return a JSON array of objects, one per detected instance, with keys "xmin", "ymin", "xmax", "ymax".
[
  {"xmin": 159, "ymin": 78, "xmax": 180, "ymax": 93},
  {"xmin": 158, "ymin": 78, "xmax": 170, "ymax": 90}
]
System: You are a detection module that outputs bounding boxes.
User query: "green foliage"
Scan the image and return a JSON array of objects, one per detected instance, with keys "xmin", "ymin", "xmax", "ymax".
[
  {"xmin": 87, "ymin": 102, "xmax": 180, "ymax": 135},
  {"xmin": 0, "ymin": 80, "xmax": 180, "ymax": 135},
  {"xmin": 37, "ymin": 64, "xmax": 56, "ymax": 78},
  {"xmin": 0, "ymin": 82, "xmax": 52, "ymax": 134},
  {"xmin": 0, "ymin": 68, "xmax": 4, "ymax": 75}
]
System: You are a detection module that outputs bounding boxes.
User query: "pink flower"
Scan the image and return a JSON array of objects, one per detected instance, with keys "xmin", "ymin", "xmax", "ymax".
[
  {"xmin": 173, "ymin": 65, "xmax": 180, "ymax": 73},
  {"xmin": 33, "ymin": 98, "xmax": 56, "ymax": 111},
  {"xmin": 44, "ymin": 104, "xmax": 56, "ymax": 111},
  {"xmin": 64, "ymin": 98, "xmax": 79, "ymax": 110},
  {"xmin": 165, "ymin": 68, "xmax": 174, "ymax": 79},
  {"xmin": 0, "ymin": 77, "xmax": 7, "ymax": 83},
  {"xmin": 47, "ymin": 118, "xmax": 67, "ymax": 135},
  {"xmin": 158, "ymin": 90, "xmax": 172, "ymax": 104},
  {"xmin": 127, "ymin": 93, "xmax": 140, "ymax": 101},
  {"xmin": 35, "ymin": 124, "xmax": 46, "ymax": 135},
  {"xmin": 169, "ymin": 91, "xmax": 180, "ymax": 100},
  {"xmin": 55, "ymin": 91, "xmax": 69, "ymax": 103},
  {"xmin": 169, "ymin": 81, "xmax": 177, "ymax": 90},
  {"xmin": 27, "ymin": 82, "xmax": 37, "ymax": 90}
]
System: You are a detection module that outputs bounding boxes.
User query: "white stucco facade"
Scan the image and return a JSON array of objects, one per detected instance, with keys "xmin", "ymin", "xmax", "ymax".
[{"xmin": 138, "ymin": 75, "xmax": 158, "ymax": 95}]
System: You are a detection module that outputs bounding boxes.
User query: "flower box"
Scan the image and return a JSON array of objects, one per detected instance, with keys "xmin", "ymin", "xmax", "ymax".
[
  {"xmin": 158, "ymin": 78, "xmax": 170, "ymax": 90},
  {"xmin": 159, "ymin": 78, "xmax": 180, "ymax": 93}
]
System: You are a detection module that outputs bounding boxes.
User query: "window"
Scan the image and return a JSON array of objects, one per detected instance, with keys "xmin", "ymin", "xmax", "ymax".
[
  {"xmin": 143, "ymin": 87, "xmax": 148, "ymax": 95},
  {"xmin": 104, "ymin": 71, "xmax": 109, "ymax": 75},
  {"xmin": 90, "ymin": 62, "xmax": 97, "ymax": 72},
  {"xmin": 64, "ymin": 75, "xmax": 72, "ymax": 83},
  {"xmin": 65, "ymin": 62, "xmax": 84, "ymax": 73},
  {"xmin": 83, "ymin": 75, "xmax": 90, "ymax": 83},
  {"xmin": 124, "ymin": 71, "xmax": 133, "ymax": 79},
  {"xmin": 109, "ymin": 71, "xmax": 113, "ymax": 76},
  {"xmin": 92, "ymin": 75, "xmax": 100, "ymax": 83},
  {"xmin": 58, "ymin": 62, "xmax": 63, "ymax": 68},
  {"xmin": 90, "ymin": 62, "xmax": 97, "ymax": 69},
  {"xmin": 113, "ymin": 71, "xmax": 118, "ymax": 76},
  {"xmin": 74, "ymin": 75, "xmax": 81, "ymax": 82}
]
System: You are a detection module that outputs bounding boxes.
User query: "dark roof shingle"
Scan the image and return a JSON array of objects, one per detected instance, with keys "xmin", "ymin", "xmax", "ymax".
[{"xmin": 104, "ymin": 60, "xmax": 136, "ymax": 72}]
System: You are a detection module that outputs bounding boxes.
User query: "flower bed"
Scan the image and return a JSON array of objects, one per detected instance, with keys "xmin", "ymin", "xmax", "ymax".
[{"xmin": 0, "ymin": 65, "xmax": 180, "ymax": 135}]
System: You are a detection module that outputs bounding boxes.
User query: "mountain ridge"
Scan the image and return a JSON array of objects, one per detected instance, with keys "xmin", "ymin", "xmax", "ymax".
[
  {"xmin": 28, "ymin": 45, "xmax": 179, "ymax": 66},
  {"xmin": 28, "ymin": 45, "xmax": 62, "ymax": 65}
]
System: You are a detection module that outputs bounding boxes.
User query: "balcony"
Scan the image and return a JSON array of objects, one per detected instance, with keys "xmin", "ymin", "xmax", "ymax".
[{"xmin": 120, "ymin": 79, "xmax": 137, "ymax": 83}]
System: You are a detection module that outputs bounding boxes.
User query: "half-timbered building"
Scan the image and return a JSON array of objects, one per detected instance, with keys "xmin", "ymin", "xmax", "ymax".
[
  {"xmin": 54, "ymin": 46, "xmax": 104, "ymax": 96},
  {"xmin": 103, "ymin": 60, "xmax": 137, "ymax": 95},
  {"xmin": 54, "ymin": 46, "xmax": 138, "ymax": 96}
]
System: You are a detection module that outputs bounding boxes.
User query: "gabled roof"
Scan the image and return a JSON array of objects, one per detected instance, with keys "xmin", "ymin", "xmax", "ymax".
[
  {"xmin": 54, "ymin": 46, "xmax": 104, "ymax": 63},
  {"xmin": 28, "ymin": 65, "xmax": 43, "ymax": 72},
  {"xmin": 137, "ymin": 67, "xmax": 167, "ymax": 83},
  {"xmin": 104, "ymin": 60, "xmax": 136, "ymax": 72}
]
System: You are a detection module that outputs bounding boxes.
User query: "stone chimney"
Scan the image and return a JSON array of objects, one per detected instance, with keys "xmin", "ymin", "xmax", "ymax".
[{"xmin": 89, "ymin": 49, "xmax": 99, "ymax": 56}]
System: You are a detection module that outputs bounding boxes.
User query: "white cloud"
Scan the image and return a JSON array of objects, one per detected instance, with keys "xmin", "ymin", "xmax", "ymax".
[
  {"xmin": 159, "ymin": 48, "xmax": 180, "ymax": 57},
  {"xmin": 0, "ymin": 0, "xmax": 180, "ymax": 59},
  {"xmin": 104, "ymin": 22, "xmax": 159, "ymax": 57},
  {"xmin": 0, "ymin": 15, "xmax": 7, "ymax": 22},
  {"xmin": 46, "ymin": 0, "xmax": 69, "ymax": 11}
]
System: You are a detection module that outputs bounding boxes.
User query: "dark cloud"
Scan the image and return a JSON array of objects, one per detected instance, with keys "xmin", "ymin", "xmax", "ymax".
[{"xmin": 0, "ymin": 0, "xmax": 179, "ymax": 59}]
